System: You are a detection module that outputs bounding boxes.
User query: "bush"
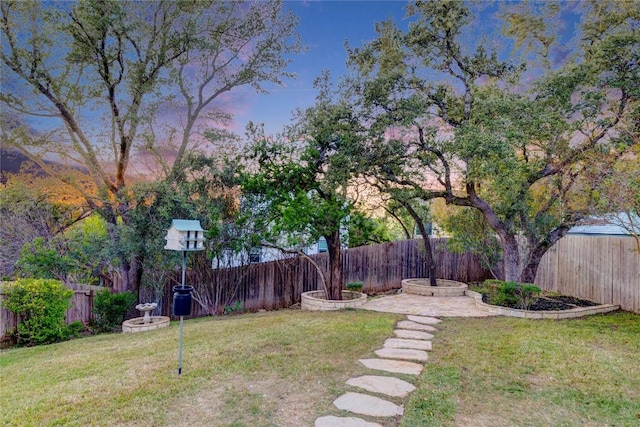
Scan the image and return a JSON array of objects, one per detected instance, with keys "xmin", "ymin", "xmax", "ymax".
[
  {"xmin": 481, "ymin": 279, "xmax": 541, "ymax": 310},
  {"xmin": 92, "ymin": 289, "xmax": 137, "ymax": 332},
  {"xmin": 2, "ymin": 279, "xmax": 74, "ymax": 346},
  {"xmin": 346, "ymin": 282, "xmax": 364, "ymax": 292}
]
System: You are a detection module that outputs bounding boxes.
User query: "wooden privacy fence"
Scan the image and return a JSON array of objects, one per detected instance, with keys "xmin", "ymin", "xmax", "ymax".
[
  {"xmin": 0, "ymin": 283, "xmax": 99, "ymax": 341},
  {"xmin": 535, "ymin": 235, "xmax": 639, "ymax": 313},
  {"xmin": 145, "ymin": 238, "xmax": 493, "ymax": 319},
  {"xmin": 3, "ymin": 236, "xmax": 638, "ymax": 339}
]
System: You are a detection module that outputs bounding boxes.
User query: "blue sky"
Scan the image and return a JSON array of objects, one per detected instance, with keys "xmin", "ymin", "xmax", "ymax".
[
  {"xmin": 236, "ymin": 0, "xmax": 412, "ymax": 136},
  {"xmin": 230, "ymin": 0, "xmax": 580, "ymax": 137}
]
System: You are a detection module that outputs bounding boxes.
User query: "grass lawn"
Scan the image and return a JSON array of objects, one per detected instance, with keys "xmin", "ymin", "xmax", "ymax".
[
  {"xmin": 0, "ymin": 310, "xmax": 401, "ymax": 426},
  {"xmin": 1, "ymin": 309, "xmax": 639, "ymax": 426},
  {"xmin": 402, "ymin": 311, "xmax": 640, "ymax": 427}
]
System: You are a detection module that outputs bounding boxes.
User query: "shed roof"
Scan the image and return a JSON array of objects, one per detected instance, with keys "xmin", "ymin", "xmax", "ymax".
[{"xmin": 169, "ymin": 219, "xmax": 205, "ymax": 232}]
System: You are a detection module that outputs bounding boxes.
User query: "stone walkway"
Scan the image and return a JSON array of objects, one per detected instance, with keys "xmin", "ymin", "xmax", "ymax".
[
  {"xmin": 315, "ymin": 314, "xmax": 441, "ymax": 427},
  {"xmin": 314, "ymin": 294, "xmax": 494, "ymax": 426}
]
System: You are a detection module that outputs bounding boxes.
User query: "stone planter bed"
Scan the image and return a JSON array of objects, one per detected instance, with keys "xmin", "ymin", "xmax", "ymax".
[
  {"xmin": 401, "ymin": 278, "xmax": 468, "ymax": 297},
  {"xmin": 465, "ymin": 290, "xmax": 619, "ymax": 319},
  {"xmin": 301, "ymin": 290, "xmax": 368, "ymax": 311}
]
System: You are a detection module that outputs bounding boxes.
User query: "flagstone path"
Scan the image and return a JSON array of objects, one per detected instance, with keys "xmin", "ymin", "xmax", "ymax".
[
  {"xmin": 314, "ymin": 294, "xmax": 495, "ymax": 426},
  {"xmin": 314, "ymin": 315, "xmax": 441, "ymax": 427}
]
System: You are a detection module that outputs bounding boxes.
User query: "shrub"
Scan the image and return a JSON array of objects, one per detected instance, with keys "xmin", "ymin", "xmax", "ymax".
[
  {"xmin": 515, "ymin": 283, "xmax": 542, "ymax": 310},
  {"xmin": 2, "ymin": 279, "xmax": 74, "ymax": 346},
  {"xmin": 223, "ymin": 300, "xmax": 243, "ymax": 315},
  {"xmin": 346, "ymin": 282, "xmax": 364, "ymax": 292},
  {"xmin": 481, "ymin": 279, "xmax": 541, "ymax": 310},
  {"xmin": 92, "ymin": 289, "xmax": 137, "ymax": 332}
]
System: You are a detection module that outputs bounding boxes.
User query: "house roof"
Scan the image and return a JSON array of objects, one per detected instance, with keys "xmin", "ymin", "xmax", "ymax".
[
  {"xmin": 170, "ymin": 219, "xmax": 205, "ymax": 232},
  {"xmin": 567, "ymin": 215, "xmax": 637, "ymax": 236}
]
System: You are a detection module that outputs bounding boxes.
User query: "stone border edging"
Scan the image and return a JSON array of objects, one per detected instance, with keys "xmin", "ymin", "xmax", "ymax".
[
  {"xmin": 401, "ymin": 278, "xmax": 468, "ymax": 297},
  {"xmin": 301, "ymin": 290, "xmax": 368, "ymax": 311},
  {"xmin": 465, "ymin": 290, "xmax": 619, "ymax": 319}
]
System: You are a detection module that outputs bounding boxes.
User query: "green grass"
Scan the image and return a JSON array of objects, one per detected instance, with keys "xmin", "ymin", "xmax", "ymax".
[
  {"xmin": 2, "ymin": 309, "xmax": 639, "ymax": 426},
  {"xmin": 0, "ymin": 310, "xmax": 400, "ymax": 426},
  {"xmin": 402, "ymin": 311, "xmax": 640, "ymax": 427}
]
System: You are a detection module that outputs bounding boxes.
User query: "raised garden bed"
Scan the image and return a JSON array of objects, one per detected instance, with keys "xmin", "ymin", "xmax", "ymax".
[
  {"xmin": 401, "ymin": 278, "xmax": 468, "ymax": 296},
  {"xmin": 465, "ymin": 290, "xmax": 619, "ymax": 319},
  {"xmin": 301, "ymin": 290, "xmax": 368, "ymax": 311}
]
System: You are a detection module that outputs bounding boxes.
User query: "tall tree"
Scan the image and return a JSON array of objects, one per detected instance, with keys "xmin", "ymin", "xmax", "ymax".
[
  {"xmin": 242, "ymin": 74, "xmax": 363, "ymax": 300},
  {"xmin": 1, "ymin": 0, "xmax": 302, "ymax": 293},
  {"xmin": 347, "ymin": 0, "xmax": 638, "ymax": 282}
]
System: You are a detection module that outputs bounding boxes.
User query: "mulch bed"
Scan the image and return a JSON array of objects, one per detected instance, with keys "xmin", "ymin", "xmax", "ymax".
[{"xmin": 482, "ymin": 294, "xmax": 600, "ymax": 311}]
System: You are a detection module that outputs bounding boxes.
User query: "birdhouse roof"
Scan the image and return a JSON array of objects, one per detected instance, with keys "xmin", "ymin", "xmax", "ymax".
[{"xmin": 170, "ymin": 219, "xmax": 205, "ymax": 232}]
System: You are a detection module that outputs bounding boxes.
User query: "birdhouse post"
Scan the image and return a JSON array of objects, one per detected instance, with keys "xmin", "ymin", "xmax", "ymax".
[{"xmin": 164, "ymin": 219, "xmax": 207, "ymax": 375}]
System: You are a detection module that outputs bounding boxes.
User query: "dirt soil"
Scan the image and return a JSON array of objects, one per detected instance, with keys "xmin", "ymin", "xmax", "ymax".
[{"xmin": 482, "ymin": 294, "xmax": 600, "ymax": 311}]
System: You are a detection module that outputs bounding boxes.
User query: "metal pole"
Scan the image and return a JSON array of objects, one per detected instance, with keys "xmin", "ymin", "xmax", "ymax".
[
  {"xmin": 178, "ymin": 315, "xmax": 184, "ymax": 374},
  {"xmin": 181, "ymin": 250, "xmax": 187, "ymax": 289},
  {"xmin": 178, "ymin": 249, "xmax": 186, "ymax": 374}
]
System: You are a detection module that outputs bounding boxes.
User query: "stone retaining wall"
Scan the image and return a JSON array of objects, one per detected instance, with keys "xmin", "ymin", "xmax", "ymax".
[
  {"xmin": 401, "ymin": 278, "xmax": 468, "ymax": 297},
  {"xmin": 465, "ymin": 290, "xmax": 620, "ymax": 319},
  {"xmin": 301, "ymin": 291, "xmax": 368, "ymax": 311}
]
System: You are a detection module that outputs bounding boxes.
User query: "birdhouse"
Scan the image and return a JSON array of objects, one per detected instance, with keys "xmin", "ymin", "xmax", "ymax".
[{"xmin": 164, "ymin": 219, "xmax": 207, "ymax": 251}]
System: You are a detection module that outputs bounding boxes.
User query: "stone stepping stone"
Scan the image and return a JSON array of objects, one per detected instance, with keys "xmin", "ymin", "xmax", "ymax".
[
  {"xmin": 315, "ymin": 415, "xmax": 383, "ymax": 427},
  {"xmin": 346, "ymin": 375, "xmax": 416, "ymax": 398},
  {"xmin": 375, "ymin": 348, "xmax": 428, "ymax": 362},
  {"xmin": 396, "ymin": 320, "xmax": 438, "ymax": 332},
  {"xmin": 384, "ymin": 338, "xmax": 432, "ymax": 351},
  {"xmin": 359, "ymin": 358, "xmax": 423, "ymax": 375},
  {"xmin": 333, "ymin": 392, "xmax": 404, "ymax": 417},
  {"xmin": 394, "ymin": 329, "xmax": 434, "ymax": 340},
  {"xmin": 407, "ymin": 315, "xmax": 442, "ymax": 325}
]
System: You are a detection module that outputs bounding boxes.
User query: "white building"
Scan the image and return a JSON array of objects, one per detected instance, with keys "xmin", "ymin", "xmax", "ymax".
[{"xmin": 212, "ymin": 236, "xmax": 338, "ymax": 269}]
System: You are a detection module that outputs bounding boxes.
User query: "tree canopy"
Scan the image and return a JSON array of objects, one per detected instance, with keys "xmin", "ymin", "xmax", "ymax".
[
  {"xmin": 346, "ymin": 0, "xmax": 639, "ymax": 282},
  {"xmin": 1, "ymin": 0, "xmax": 302, "ymax": 293},
  {"xmin": 242, "ymin": 74, "xmax": 364, "ymax": 299}
]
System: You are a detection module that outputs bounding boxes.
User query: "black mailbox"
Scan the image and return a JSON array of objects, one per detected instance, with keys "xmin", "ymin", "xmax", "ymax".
[{"xmin": 173, "ymin": 285, "xmax": 194, "ymax": 316}]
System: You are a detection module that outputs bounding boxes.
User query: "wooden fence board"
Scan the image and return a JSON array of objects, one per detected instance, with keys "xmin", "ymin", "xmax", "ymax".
[
  {"xmin": 535, "ymin": 235, "xmax": 639, "ymax": 313},
  {"xmin": 3, "ymin": 235, "xmax": 636, "ymax": 341},
  {"xmin": 148, "ymin": 238, "xmax": 492, "ymax": 318}
]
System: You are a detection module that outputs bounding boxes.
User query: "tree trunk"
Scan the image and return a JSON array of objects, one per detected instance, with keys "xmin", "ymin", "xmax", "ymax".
[
  {"xmin": 519, "ymin": 259, "xmax": 539, "ymax": 284},
  {"xmin": 324, "ymin": 230, "xmax": 343, "ymax": 300},
  {"xmin": 404, "ymin": 203, "xmax": 437, "ymax": 286},
  {"xmin": 501, "ymin": 234, "xmax": 521, "ymax": 282},
  {"xmin": 519, "ymin": 225, "xmax": 572, "ymax": 283}
]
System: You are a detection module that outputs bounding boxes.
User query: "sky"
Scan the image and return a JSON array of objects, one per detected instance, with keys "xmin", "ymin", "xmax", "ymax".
[
  {"xmin": 226, "ymin": 0, "xmax": 579, "ymax": 137},
  {"xmin": 1, "ymin": 0, "xmax": 582, "ymax": 174},
  {"xmin": 231, "ymin": 0, "xmax": 414, "ymax": 136}
]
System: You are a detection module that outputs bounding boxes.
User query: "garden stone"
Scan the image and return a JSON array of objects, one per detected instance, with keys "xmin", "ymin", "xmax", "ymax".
[
  {"xmin": 394, "ymin": 329, "xmax": 434, "ymax": 340},
  {"xmin": 346, "ymin": 375, "xmax": 416, "ymax": 397},
  {"xmin": 375, "ymin": 348, "xmax": 428, "ymax": 362},
  {"xmin": 333, "ymin": 392, "xmax": 404, "ymax": 417},
  {"xmin": 315, "ymin": 415, "xmax": 382, "ymax": 427},
  {"xmin": 406, "ymin": 315, "xmax": 442, "ymax": 325},
  {"xmin": 359, "ymin": 358, "xmax": 423, "ymax": 375},
  {"xmin": 396, "ymin": 320, "xmax": 438, "ymax": 331},
  {"xmin": 384, "ymin": 338, "xmax": 432, "ymax": 351}
]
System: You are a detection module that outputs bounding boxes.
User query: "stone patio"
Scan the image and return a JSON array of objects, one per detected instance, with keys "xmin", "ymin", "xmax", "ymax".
[{"xmin": 361, "ymin": 293, "xmax": 496, "ymax": 317}]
